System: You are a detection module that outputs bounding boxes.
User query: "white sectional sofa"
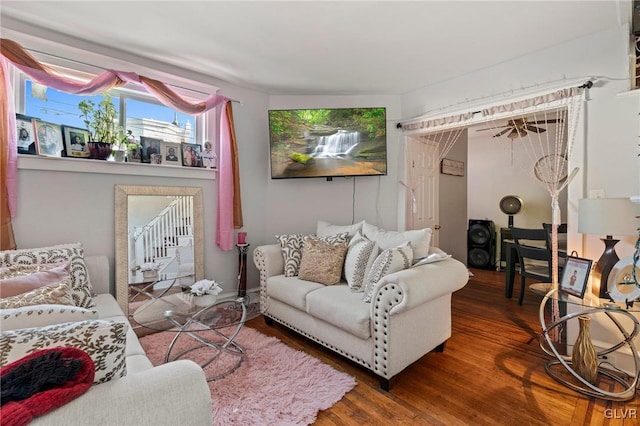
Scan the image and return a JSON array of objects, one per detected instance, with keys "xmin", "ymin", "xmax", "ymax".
[
  {"xmin": 1, "ymin": 253, "xmax": 213, "ymax": 425},
  {"xmin": 254, "ymin": 222, "xmax": 469, "ymax": 390}
]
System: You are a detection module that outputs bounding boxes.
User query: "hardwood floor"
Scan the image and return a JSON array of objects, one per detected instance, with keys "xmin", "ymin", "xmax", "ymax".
[{"xmin": 246, "ymin": 268, "xmax": 640, "ymax": 425}]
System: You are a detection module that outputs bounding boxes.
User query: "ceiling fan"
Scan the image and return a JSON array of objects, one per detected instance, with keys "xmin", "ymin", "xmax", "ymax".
[{"xmin": 477, "ymin": 117, "xmax": 562, "ymax": 140}]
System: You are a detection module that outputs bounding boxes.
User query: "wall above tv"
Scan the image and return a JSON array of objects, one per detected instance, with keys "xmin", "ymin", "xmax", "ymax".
[{"xmin": 268, "ymin": 107, "xmax": 387, "ymax": 179}]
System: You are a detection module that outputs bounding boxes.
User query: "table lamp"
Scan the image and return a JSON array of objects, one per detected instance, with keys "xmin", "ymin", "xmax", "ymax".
[{"xmin": 578, "ymin": 197, "xmax": 639, "ymax": 298}]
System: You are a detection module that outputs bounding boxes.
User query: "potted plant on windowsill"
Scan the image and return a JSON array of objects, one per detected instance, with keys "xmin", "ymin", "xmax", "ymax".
[{"xmin": 78, "ymin": 93, "xmax": 126, "ymax": 160}]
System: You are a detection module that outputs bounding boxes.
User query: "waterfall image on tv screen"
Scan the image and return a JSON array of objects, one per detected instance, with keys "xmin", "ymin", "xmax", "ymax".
[{"xmin": 268, "ymin": 107, "xmax": 387, "ymax": 179}]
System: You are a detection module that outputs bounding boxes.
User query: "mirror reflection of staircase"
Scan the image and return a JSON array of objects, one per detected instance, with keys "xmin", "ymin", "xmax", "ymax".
[{"xmin": 129, "ymin": 195, "xmax": 195, "ymax": 289}]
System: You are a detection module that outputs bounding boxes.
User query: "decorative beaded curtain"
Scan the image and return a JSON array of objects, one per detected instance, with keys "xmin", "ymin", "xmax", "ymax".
[{"xmin": 400, "ymin": 85, "xmax": 588, "ymax": 340}]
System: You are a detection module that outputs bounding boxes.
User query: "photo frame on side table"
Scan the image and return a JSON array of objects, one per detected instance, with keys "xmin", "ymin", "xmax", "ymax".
[
  {"xmin": 16, "ymin": 114, "xmax": 37, "ymax": 155},
  {"xmin": 34, "ymin": 120, "xmax": 64, "ymax": 157},
  {"xmin": 559, "ymin": 256, "xmax": 592, "ymax": 298},
  {"xmin": 61, "ymin": 125, "xmax": 90, "ymax": 158}
]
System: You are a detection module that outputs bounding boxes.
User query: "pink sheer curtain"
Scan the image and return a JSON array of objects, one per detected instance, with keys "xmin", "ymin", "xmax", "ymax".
[{"xmin": 1, "ymin": 38, "xmax": 241, "ymax": 250}]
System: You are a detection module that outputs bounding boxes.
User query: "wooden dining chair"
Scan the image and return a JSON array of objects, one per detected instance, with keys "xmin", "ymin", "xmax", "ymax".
[{"xmin": 511, "ymin": 227, "xmax": 562, "ymax": 305}]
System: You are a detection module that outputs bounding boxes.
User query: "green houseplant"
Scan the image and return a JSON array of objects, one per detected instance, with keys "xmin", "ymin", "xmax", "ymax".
[{"xmin": 78, "ymin": 93, "xmax": 126, "ymax": 160}]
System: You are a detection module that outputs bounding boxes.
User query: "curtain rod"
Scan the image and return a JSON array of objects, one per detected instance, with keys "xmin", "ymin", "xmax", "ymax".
[
  {"xmin": 396, "ymin": 79, "xmax": 593, "ymax": 129},
  {"xmin": 24, "ymin": 46, "xmax": 242, "ymax": 104}
]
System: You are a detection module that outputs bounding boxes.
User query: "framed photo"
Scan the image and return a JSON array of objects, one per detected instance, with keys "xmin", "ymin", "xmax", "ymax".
[
  {"xmin": 34, "ymin": 120, "xmax": 64, "ymax": 157},
  {"xmin": 139, "ymin": 136, "xmax": 163, "ymax": 164},
  {"xmin": 61, "ymin": 125, "xmax": 90, "ymax": 158},
  {"xmin": 559, "ymin": 256, "xmax": 593, "ymax": 298},
  {"xmin": 181, "ymin": 142, "xmax": 202, "ymax": 168},
  {"xmin": 15, "ymin": 114, "xmax": 37, "ymax": 155},
  {"xmin": 441, "ymin": 158, "xmax": 464, "ymax": 176},
  {"xmin": 161, "ymin": 142, "xmax": 182, "ymax": 166}
]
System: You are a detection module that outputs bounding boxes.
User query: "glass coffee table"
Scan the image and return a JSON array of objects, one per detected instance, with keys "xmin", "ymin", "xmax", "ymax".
[
  {"xmin": 533, "ymin": 283, "xmax": 640, "ymax": 401},
  {"xmin": 133, "ymin": 290, "xmax": 260, "ymax": 381}
]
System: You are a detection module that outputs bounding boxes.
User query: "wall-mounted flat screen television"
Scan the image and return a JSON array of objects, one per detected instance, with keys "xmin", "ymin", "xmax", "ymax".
[{"xmin": 268, "ymin": 107, "xmax": 387, "ymax": 179}]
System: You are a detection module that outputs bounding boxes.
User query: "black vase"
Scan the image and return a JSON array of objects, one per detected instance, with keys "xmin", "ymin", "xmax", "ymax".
[{"xmin": 88, "ymin": 142, "xmax": 112, "ymax": 160}]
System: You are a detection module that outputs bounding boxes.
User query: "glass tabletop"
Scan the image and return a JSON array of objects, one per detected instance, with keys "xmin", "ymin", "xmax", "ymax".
[
  {"xmin": 132, "ymin": 291, "xmax": 261, "ymax": 332},
  {"xmin": 530, "ymin": 282, "xmax": 640, "ymax": 313}
]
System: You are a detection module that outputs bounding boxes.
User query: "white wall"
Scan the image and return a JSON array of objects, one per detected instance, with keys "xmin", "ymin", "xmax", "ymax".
[
  {"xmin": 467, "ymin": 122, "xmax": 568, "ymax": 229},
  {"xmin": 438, "ymin": 131, "xmax": 468, "ymax": 263}
]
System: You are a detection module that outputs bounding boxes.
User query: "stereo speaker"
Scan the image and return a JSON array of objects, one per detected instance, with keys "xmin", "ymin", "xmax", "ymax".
[{"xmin": 467, "ymin": 219, "xmax": 496, "ymax": 270}]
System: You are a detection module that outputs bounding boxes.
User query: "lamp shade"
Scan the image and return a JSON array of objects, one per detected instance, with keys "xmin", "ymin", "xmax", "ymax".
[{"xmin": 578, "ymin": 198, "xmax": 638, "ymax": 237}]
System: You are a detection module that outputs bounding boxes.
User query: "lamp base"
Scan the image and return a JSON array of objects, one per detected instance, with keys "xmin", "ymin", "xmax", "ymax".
[{"xmin": 593, "ymin": 236, "xmax": 620, "ymax": 299}]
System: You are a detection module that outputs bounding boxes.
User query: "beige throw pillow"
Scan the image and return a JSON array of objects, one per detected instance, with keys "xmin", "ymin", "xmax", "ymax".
[
  {"xmin": 298, "ymin": 236, "xmax": 348, "ymax": 285},
  {"xmin": 0, "ymin": 262, "xmax": 70, "ymax": 298},
  {"xmin": 362, "ymin": 223, "xmax": 431, "ymax": 259},
  {"xmin": 0, "ymin": 278, "xmax": 74, "ymax": 309}
]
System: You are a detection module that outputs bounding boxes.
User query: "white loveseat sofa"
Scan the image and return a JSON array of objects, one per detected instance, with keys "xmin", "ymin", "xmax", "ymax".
[
  {"xmin": 1, "ymin": 253, "xmax": 212, "ymax": 425},
  {"xmin": 254, "ymin": 222, "xmax": 469, "ymax": 390}
]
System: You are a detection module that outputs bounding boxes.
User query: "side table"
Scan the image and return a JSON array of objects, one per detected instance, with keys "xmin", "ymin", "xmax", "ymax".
[{"xmin": 534, "ymin": 283, "xmax": 640, "ymax": 400}]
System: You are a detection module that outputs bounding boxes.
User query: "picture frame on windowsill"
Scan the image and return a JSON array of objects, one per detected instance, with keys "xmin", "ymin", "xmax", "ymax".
[
  {"xmin": 161, "ymin": 142, "xmax": 182, "ymax": 167},
  {"xmin": 16, "ymin": 113, "xmax": 38, "ymax": 155},
  {"xmin": 34, "ymin": 120, "xmax": 64, "ymax": 157},
  {"xmin": 140, "ymin": 136, "xmax": 163, "ymax": 164},
  {"xmin": 181, "ymin": 143, "xmax": 202, "ymax": 168},
  {"xmin": 61, "ymin": 125, "xmax": 90, "ymax": 158}
]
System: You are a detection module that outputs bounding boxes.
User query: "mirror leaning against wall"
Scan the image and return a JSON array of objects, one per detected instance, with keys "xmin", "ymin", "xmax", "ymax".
[{"xmin": 114, "ymin": 185, "xmax": 204, "ymax": 315}]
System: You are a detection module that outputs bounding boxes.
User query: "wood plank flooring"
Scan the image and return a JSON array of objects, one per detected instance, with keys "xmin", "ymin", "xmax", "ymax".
[{"xmin": 246, "ymin": 268, "xmax": 640, "ymax": 425}]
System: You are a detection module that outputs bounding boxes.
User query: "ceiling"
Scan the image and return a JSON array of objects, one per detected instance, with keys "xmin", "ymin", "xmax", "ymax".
[{"xmin": 1, "ymin": 1, "xmax": 632, "ymax": 96}]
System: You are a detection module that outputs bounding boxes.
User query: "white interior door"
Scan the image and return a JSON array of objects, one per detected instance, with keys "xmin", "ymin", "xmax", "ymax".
[{"xmin": 405, "ymin": 136, "xmax": 439, "ymax": 246}]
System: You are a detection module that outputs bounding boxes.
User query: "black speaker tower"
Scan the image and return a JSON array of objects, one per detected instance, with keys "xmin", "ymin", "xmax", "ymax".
[{"xmin": 467, "ymin": 219, "xmax": 496, "ymax": 270}]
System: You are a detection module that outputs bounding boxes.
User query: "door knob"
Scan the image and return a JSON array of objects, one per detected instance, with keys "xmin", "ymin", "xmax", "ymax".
[{"xmin": 434, "ymin": 225, "xmax": 441, "ymax": 230}]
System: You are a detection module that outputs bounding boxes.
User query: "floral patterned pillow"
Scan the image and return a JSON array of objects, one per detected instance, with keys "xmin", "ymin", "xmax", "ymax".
[
  {"xmin": 0, "ymin": 243, "xmax": 94, "ymax": 308},
  {"xmin": 0, "ymin": 304, "xmax": 98, "ymax": 332},
  {"xmin": 0, "ymin": 278, "xmax": 74, "ymax": 309},
  {"xmin": 362, "ymin": 242, "xmax": 413, "ymax": 303},
  {"xmin": 0, "ymin": 319, "xmax": 128, "ymax": 384}
]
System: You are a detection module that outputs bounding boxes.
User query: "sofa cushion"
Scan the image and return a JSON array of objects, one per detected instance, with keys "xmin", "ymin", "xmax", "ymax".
[
  {"xmin": 0, "ymin": 261, "xmax": 70, "ymax": 298},
  {"xmin": 344, "ymin": 231, "xmax": 379, "ymax": 292},
  {"xmin": 0, "ymin": 304, "xmax": 98, "ymax": 332},
  {"xmin": 266, "ymin": 275, "xmax": 325, "ymax": 312},
  {"xmin": 0, "ymin": 243, "xmax": 95, "ymax": 308},
  {"xmin": 298, "ymin": 236, "xmax": 348, "ymax": 286},
  {"xmin": 0, "ymin": 278, "xmax": 74, "ymax": 309},
  {"xmin": 362, "ymin": 223, "xmax": 431, "ymax": 259},
  {"xmin": 316, "ymin": 220, "xmax": 365, "ymax": 238},
  {"xmin": 363, "ymin": 242, "xmax": 413, "ymax": 303},
  {"xmin": 0, "ymin": 319, "xmax": 128, "ymax": 385},
  {"xmin": 305, "ymin": 285, "xmax": 371, "ymax": 340}
]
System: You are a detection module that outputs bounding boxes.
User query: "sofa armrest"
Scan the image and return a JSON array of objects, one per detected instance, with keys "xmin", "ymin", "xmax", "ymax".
[
  {"xmin": 372, "ymin": 258, "xmax": 469, "ymax": 315},
  {"xmin": 254, "ymin": 244, "xmax": 284, "ymax": 312},
  {"xmin": 33, "ymin": 360, "xmax": 212, "ymax": 425},
  {"xmin": 85, "ymin": 255, "xmax": 110, "ymax": 295},
  {"xmin": 253, "ymin": 244, "xmax": 284, "ymax": 279}
]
